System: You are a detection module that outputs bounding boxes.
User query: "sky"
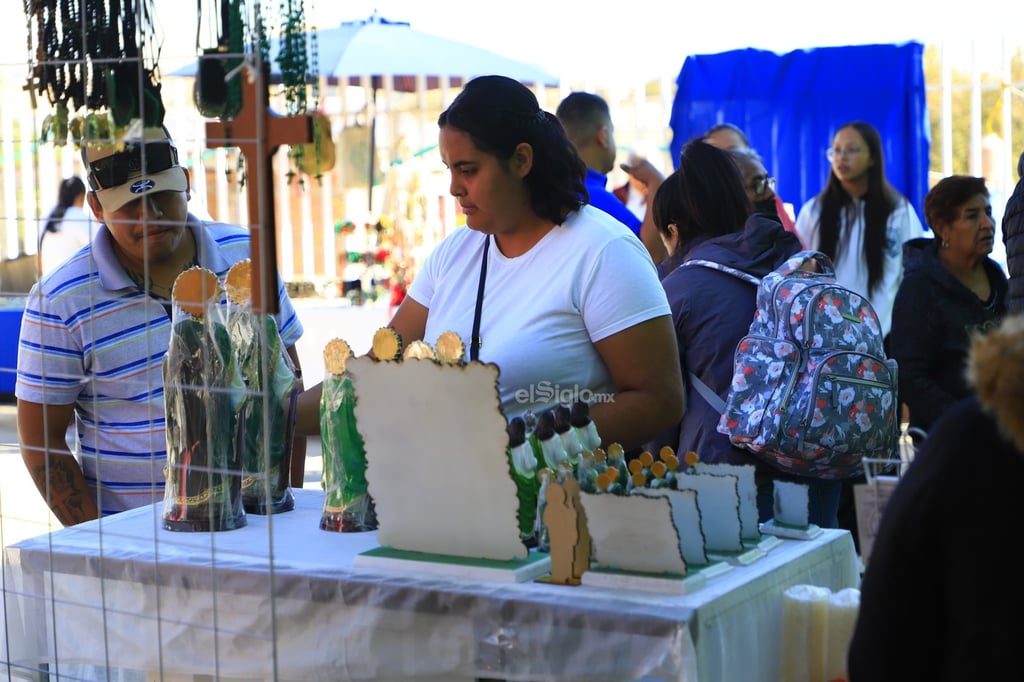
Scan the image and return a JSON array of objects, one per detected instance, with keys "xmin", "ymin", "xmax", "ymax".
[{"xmin": 4, "ymin": 0, "xmax": 1022, "ymax": 86}]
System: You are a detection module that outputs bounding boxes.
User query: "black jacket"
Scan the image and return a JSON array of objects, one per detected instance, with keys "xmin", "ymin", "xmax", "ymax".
[
  {"xmin": 889, "ymin": 237, "xmax": 1007, "ymax": 431},
  {"xmin": 1002, "ymin": 164, "xmax": 1024, "ymax": 315},
  {"xmin": 849, "ymin": 316, "xmax": 1024, "ymax": 682}
]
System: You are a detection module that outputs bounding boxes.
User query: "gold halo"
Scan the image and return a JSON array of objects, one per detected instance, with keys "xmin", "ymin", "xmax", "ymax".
[
  {"xmin": 225, "ymin": 259, "xmax": 252, "ymax": 306},
  {"xmin": 323, "ymin": 338, "xmax": 353, "ymax": 375},
  {"xmin": 402, "ymin": 340, "xmax": 437, "ymax": 361},
  {"xmin": 435, "ymin": 330, "xmax": 466, "ymax": 365},
  {"xmin": 372, "ymin": 327, "xmax": 402, "ymax": 361},
  {"xmin": 171, "ymin": 266, "xmax": 221, "ymax": 317}
]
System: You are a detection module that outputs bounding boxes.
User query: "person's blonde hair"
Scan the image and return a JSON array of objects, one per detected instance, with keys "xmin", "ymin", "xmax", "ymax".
[{"xmin": 968, "ymin": 314, "xmax": 1024, "ymax": 451}]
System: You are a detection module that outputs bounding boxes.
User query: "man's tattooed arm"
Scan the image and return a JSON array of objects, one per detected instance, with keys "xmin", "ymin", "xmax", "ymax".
[{"xmin": 28, "ymin": 456, "xmax": 96, "ymax": 526}]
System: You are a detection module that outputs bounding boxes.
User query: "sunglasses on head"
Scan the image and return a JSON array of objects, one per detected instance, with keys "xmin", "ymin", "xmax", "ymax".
[{"xmin": 87, "ymin": 141, "xmax": 179, "ymax": 191}]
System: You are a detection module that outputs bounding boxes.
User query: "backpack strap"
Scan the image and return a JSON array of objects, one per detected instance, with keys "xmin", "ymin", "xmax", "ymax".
[
  {"xmin": 777, "ymin": 250, "xmax": 837, "ymax": 277},
  {"xmin": 678, "ymin": 259, "xmax": 761, "ymax": 286},
  {"xmin": 688, "ymin": 371, "xmax": 727, "ymax": 414},
  {"xmin": 678, "ymin": 259, "xmax": 758, "ymax": 414}
]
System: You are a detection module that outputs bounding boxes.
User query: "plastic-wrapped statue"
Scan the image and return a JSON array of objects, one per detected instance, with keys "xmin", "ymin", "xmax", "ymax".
[
  {"xmin": 319, "ymin": 338, "xmax": 376, "ymax": 532},
  {"xmin": 570, "ymin": 400, "xmax": 602, "ymax": 451},
  {"xmin": 225, "ymin": 260, "xmax": 298, "ymax": 514},
  {"xmin": 163, "ymin": 266, "xmax": 247, "ymax": 531},
  {"xmin": 506, "ymin": 415, "xmax": 540, "ymax": 545},
  {"xmin": 532, "ymin": 409, "xmax": 571, "ymax": 471}
]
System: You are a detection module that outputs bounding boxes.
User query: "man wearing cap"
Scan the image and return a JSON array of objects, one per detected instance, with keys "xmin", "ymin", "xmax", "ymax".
[{"xmin": 15, "ymin": 125, "xmax": 305, "ymax": 525}]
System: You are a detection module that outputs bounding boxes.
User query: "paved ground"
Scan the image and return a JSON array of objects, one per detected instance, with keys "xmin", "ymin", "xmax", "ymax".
[
  {"xmin": 0, "ymin": 299, "xmax": 390, "ymax": 548},
  {"xmin": 0, "ymin": 403, "xmax": 57, "ymax": 548}
]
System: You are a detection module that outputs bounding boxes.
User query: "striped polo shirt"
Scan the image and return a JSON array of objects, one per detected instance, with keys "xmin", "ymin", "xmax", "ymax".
[{"xmin": 16, "ymin": 216, "xmax": 304, "ymax": 516}]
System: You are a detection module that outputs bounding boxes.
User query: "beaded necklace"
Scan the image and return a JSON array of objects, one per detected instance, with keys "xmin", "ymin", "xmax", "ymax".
[{"xmin": 26, "ymin": 0, "xmax": 165, "ymax": 143}]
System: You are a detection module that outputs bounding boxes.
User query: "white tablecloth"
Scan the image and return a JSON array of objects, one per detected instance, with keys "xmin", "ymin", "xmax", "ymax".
[{"xmin": 2, "ymin": 488, "xmax": 857, "ymax": 681}]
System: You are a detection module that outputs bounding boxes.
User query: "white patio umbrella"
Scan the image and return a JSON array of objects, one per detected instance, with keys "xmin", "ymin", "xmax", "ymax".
[
  {"xmin": 174, "ymin": 12, "xmax": 559, "ymax": 207},
  {"xmin": 278, "ymin": 12, "xmax": 558, "ymax": 207},
  {"xmin": 288, "ymin": 12, "xmax": 558, "ymax": 89}
]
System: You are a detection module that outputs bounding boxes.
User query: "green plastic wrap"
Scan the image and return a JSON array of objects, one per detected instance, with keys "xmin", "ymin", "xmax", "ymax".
[
  {"xmin": 162, "ymin": 314, "xmax": 247, "ymax": 532},
  {"xmin": 319, "ymin": 373, "xmax": 376, "ymax": 532},
  {"xmin": 510, "ymin": 464, "xmax": 539, "ymax": 543},
  {"xmin": 506, "ymin": 416, "xmax": 539, "ymax": 543},
  {"xmin": 230, "ymin": 312, "xmax": 297, "ymax": 514}
]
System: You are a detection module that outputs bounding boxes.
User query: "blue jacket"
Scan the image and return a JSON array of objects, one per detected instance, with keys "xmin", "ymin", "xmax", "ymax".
[
  {"xmin": 584, "ymin": 169, "xmax": 642, "ymax": 237},
  {"xmin": 648, "ymin": 215, "xmax": 801, "ymax": 471}
]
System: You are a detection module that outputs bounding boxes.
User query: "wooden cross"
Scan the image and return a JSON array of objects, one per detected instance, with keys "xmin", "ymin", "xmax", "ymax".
[{"xmin": 205, "ymin": 66, "xmax": 313, "ymax": 315}]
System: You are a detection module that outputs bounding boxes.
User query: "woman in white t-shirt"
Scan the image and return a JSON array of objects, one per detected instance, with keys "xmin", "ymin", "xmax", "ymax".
[
  {"xmin": 40, "ymin": 176, "xmax": 93, "ymax": 275},
  {"xmin": 795, "ymin": 121, "xmax": 926, "ymax": 342},
  {"xmin": 387, "ymin": 75, "xmax": 683, "ymax": 450}
]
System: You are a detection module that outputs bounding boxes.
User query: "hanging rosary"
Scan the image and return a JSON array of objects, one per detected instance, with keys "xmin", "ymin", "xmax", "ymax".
[
  {"xmin": 193, "ymin": 0, "xmax": 244, "ymax": 119},
  {"xmin": 25, "ymin": 0, "xmax": 166, "ymax": 145},
  {"xmin": 192, "ymin": 0, "xmax": 324, "ymax": 186},
  {"xmin": 275, "ymin": 0, "xmax": 324, "ymax": 185}
]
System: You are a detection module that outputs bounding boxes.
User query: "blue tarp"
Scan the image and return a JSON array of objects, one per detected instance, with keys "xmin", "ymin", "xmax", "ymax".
[{"xmin": 668, "ymin": 42, "xmax": 929, "ymax": 225}]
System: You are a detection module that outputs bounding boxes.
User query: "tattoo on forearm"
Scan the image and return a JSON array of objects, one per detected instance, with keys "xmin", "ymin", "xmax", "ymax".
[{"xmin": 30, "ymin": 459, "xmax": 89, "ymax": 524}]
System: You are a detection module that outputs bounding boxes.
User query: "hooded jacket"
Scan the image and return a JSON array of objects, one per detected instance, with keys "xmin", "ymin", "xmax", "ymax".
[
  {"xmin": 889, "ymin": 237, "xmax": 1007, "ymax": 431},
  {"xmin": 647, "ymin": 214, "xmax": 801, "ymax": 473},
  {"xmin": 849, "ymin": 314, "xmax": 1024, "ymax": 681},
  {"xmin": 1002, "ymin": 155, "xmax": 1024, "ymax": 315}
]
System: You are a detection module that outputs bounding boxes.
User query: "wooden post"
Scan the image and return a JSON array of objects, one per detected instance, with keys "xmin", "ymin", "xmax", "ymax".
[{"xmin": 204, "ymin": 67, "xmax": 312, "ymax": 314}]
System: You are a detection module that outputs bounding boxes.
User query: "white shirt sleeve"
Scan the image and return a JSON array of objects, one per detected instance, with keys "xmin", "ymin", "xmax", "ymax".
[
  {"xmin": 795, "ymin": 198, "xmax": 820, "ymax": 250},
  {"xmin": 875, "ymin": 197, "xmax": 924, "ymax": 338}
]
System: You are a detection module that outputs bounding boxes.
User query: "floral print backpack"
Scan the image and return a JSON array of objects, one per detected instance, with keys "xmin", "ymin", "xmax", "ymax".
[{"xmin": 683, "ymin": 250, "xmax": 899, "ymax": 479}]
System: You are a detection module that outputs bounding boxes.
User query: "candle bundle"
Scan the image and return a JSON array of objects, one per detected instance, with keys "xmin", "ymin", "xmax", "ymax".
[
  {"xmin": 823, "ymin": 587, "xmax": 861, "ymax": 682},
  {"xmin": 780, "ymin": 584, "xmax": 830, "ymax": 682},
  {"xmin": 779, "ymin": 584, "xmax": 861, "ymax": 682}
]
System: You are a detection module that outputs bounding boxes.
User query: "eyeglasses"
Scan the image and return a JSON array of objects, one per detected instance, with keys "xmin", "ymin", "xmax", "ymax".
[
  {"xmin": 746, "ymin": 175, "xmax": 776, "ymax": 197},
  {"xmin": 87, "ymin": 141, "xmax": 179, "ymax": 190},
  {"xmin": 826, "ymin": 147, "xmax": 865, "ymax": 162}
]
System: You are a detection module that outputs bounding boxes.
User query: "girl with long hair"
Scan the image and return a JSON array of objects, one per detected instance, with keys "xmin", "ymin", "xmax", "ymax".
[
  {"xmin": 795, "ymin": 121, "xmax": 925, "ymax": 340},
  {"xmin": 39, "ymin": 176, "xmax": 92, "ymax": 274}
]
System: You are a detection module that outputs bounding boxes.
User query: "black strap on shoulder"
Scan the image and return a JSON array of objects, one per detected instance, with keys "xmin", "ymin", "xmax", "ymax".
[{"xmin": 470, "ymin": 235, "xmax": 490, "ymax": 361}]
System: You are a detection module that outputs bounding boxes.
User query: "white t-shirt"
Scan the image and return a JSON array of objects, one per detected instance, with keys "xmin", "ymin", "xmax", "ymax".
[
  {"xmin": 795, "ymin": 194, "xmax": 926, "ymax": 337},
  {"xmin": 40, "ymin": 205, "xmax": 94, "ymax": 275},
  {"xmin": 409, "ymin": 204, "xmax": 670, "ymax": 419}
]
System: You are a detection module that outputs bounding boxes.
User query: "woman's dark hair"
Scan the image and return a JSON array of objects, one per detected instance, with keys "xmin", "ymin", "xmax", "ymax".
[
  {"xmin": 702, "ymin": 122, "xmax": 750, "ymax": 148},
  {"xmin": 437, "ymin": 75, "xmax": 586, "ymax": 224},
  {"xmin": 44, "ymin": 176, "xmax": 86, "ymax": 234},
  {"xmin": 924, "ymin": 175, "xmax": 989, "ymax": 229},
  {"xmin": 652, "ymin": 139, "xmax": 752, "ymax": 259},
  {"xmin": 816, "ymin": 121, "xmax": 898, "ymax": 295}
]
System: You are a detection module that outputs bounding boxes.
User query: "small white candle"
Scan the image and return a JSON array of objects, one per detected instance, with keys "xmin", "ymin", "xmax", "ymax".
[{"xmin": 780, "ymin": 584, "xmax": 831, "ymax": 682}]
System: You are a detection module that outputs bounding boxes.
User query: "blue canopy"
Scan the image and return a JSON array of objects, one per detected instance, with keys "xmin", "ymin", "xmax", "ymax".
[{"xmin": 668, "ymin": 42, "xmax": 929, "ymax": 226}]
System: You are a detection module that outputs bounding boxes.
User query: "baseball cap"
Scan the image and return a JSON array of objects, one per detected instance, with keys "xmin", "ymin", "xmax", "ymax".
[{"xmin": 82, "ymin": 125, "xmax": 188, "ymax": 212}]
